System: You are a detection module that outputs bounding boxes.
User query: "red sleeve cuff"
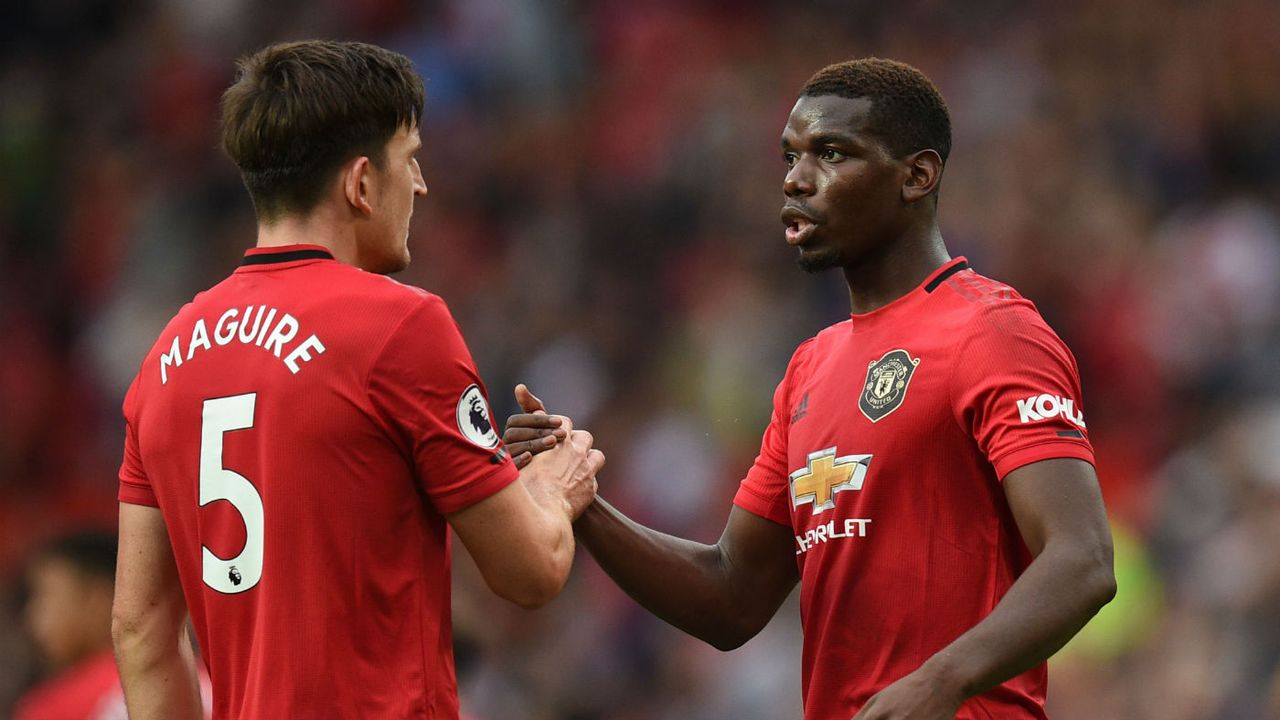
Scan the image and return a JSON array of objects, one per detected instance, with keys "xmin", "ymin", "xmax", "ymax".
[
  {"xmin": 119, "ymin": 476, "xmax": 159, "ymax": 507},
  {"xmin": 432, "ymin": 460, "xmax": 520, "ymax": 515},
  {"xmin": 733, "ymin": 483, "xmax": 792, "ymax": 527},
  {"xmin": 992, "ymin": 441, "xmax": 1095, "ymax": 481}
]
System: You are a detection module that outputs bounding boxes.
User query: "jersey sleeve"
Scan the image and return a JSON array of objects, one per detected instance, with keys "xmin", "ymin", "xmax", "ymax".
[
  {"xmin": 951, "ymin": 303, "xmax": 1095, "ymax": 479},
  {"xmin": 367, "ymin": 295, "xmax": 518, "ymax": 514},
  {"xmin": 733, "ymin": 340, "xmax": 813, "ymax": 526},
  {"xmin": 118, "ymin": 376, "xmax": 159, "ymax": 507}
]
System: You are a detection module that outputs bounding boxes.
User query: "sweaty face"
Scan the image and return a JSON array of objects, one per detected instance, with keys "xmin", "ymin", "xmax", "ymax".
[
  {"xmin": 359, "ymin": 124, "xmax": 428, "ymax": 274},
  {"xmin": 780, "ymin": 96, "xmax": 909, "ymax": 273}
]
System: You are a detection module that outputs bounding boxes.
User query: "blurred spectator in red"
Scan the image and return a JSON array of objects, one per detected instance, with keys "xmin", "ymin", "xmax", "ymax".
[
  {"xmin": 14, "ymin": 532, "xmax": 123, "ymax": 720},
  {"xmin": 14, "ymin": 532, "xmax": 211, "ymax": 720}
]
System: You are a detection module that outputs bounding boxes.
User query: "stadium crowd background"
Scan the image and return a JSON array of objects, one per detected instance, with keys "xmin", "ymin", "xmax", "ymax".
[{"xmin": 2, "ymin": 0, "xmax": 1279, "ymax": 718}]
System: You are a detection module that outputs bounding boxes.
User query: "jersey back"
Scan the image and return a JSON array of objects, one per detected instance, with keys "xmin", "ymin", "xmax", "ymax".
[{"xmin": 119, "ymin": 246, "xmax": 517, "ymax": 719}]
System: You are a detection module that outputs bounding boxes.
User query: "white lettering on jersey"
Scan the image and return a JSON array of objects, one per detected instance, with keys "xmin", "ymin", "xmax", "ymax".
[
  {"xmin": 795, "ymin": 518, "xmax": 872, "ymax": 555},
  {"xmin": 284, "ymin": 334, "xmax": 326, "ymax": 374},
  {"xmin": 159, "ymin": 306, "xmax": 324, "ymax": 385},
  {"xmin": 160, "ymin": 335, "xmax": 183, "ymax": 384},
  {"xmin": 1016, "ymin": 393, "xmax": 1086, "ymax": 428}
]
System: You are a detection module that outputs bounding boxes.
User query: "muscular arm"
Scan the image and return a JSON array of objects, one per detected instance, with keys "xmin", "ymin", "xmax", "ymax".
[
  {"xmin": 448, "ymin": 425, "xmax": 604, "ymax": 610},
  {"xmin": 112, "ymin": 503, "xmax": 203, "ymax": 720},
  {"xmin": 575, "ymin": 501, "xmax": 798, "ymax": 650},
  {"xmin": 857, "ymin": 458, "xmax": 1116, "ymax": 717},
  {"xmin": 504, "ymin": 384, "xmax": 796, "ymax": 646}
]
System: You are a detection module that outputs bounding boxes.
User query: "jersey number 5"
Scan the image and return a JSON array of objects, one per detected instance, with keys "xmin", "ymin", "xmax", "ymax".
[{"xmin": 200, "ymin": 393, "xmax": 264, "ymax": 594}]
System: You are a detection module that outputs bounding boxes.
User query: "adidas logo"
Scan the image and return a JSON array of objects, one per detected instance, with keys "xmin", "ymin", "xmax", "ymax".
[{"xmin": 791, "ymin": 392, "xmax": 809, "ymax": 424}]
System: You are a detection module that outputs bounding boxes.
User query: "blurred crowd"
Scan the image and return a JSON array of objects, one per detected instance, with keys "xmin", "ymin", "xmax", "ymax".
[{"xmin": 3, "ymin": 0, "xmax": 1279, "ymax": 718}]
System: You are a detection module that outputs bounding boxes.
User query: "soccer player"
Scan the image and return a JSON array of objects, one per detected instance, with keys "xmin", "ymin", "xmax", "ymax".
[
  {"xmin": 111, "ymin": 41, "xmax": 604, "ymax": 720},
  {"xmin": 504, "ymin": 59, "xmax": 1115, "ymax": 719}
]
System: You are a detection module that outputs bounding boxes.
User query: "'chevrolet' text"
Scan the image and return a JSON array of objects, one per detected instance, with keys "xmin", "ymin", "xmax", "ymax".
[{"xmin": 795, "ymin": 518, "xmax": 871, "ymax": 555}]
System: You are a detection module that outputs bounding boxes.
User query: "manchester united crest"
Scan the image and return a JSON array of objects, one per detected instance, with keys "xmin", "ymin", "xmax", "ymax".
[{"xmin": 859, "ymin": 349, "xmax": 921, "ymax": 422}]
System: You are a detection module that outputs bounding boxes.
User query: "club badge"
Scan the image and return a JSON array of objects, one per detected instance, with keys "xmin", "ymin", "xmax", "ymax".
[{"xmin": 859, "ymin": 349, "xmax": 920, "ymax": 422}]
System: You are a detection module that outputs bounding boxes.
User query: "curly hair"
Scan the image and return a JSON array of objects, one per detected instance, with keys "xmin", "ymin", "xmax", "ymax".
[{"xmin": 801, "ymin": 58, "xmax": 951, "ymax": 163}]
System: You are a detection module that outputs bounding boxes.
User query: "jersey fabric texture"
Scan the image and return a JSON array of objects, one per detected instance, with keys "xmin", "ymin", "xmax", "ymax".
[
  {"xmin": 734, "ymin": 258, "xmax": 1094, "ymax": 720},
  {"xmin": 118, "ymin": 245, "xmax": 518, "ymax": 719}
]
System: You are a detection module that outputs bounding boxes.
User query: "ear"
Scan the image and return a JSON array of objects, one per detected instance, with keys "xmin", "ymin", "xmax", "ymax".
[
  {"xmin": 342, "ymin": 156, "xmax": 375, "ymax": 216},
  {"xmin": 901, "ymin": 149, "xmax": 943, "ymax": 204}
]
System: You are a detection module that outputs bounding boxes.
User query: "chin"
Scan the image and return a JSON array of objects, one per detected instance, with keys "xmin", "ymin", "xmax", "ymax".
[{"xmin": 796, "ymin": 247, "xmax": 842, "ymax": 273}]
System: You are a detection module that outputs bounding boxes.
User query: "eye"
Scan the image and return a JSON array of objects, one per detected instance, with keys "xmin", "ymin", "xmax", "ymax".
[
  {"xmin": 819, "ymin": 148, "xmax": 845, "ymax": 162},
  {"xmin": 783, "ymin": 152, "xmax": 798, "ymax": 168}
]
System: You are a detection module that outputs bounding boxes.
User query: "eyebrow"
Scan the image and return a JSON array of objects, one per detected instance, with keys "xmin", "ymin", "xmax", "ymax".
[
  {"xmin": 780, "ymin": 131, "xmax": 860, "ymax": 149},
  {"xmin": 811, "ymin": 132, "xmax": 858, "ymax": 146}
]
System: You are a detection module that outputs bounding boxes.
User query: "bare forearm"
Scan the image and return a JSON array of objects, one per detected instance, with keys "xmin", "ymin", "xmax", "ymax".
[
  {"xmin": 922, "ymin": 543, "xmax": 1116, "ymax": 698},
  {"xmin": 574, "ymin": 499, "xmax": 751, "ymax": 650},
  {"xmin": 114, "ymin": 624, "xmax": 203, "ymax": 720}
]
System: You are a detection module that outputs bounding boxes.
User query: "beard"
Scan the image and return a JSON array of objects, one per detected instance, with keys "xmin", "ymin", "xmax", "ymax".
[{"xmin": 796, "ymin": 246, "xmax": 842, "ymax": 273}]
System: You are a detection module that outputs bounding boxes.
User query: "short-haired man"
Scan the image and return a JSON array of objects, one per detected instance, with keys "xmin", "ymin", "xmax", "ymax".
[
  {"xmin": 506, "ymin": 58, "xmax": 1115, "ymax": 719},
  {"xmin": 112, "ymin": 40, "xmax": 604, "ymax": 720}
]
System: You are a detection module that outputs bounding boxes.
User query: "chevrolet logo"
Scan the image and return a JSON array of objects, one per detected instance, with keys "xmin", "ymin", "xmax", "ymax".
[{"xmin": 789, "ymin": 447, "xmax": 872, "ymax": 514}]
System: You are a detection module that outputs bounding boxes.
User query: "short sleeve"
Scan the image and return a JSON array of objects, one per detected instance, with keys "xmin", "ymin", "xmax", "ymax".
[
  {"xmin": 367, "ymin": 295, "xmax": 518, "ymax": 514},
  {"xmin": 734, "ymin": 341, "xmax": 813, "ymax": 527},
  {"xmin": 951, "ymin": 303, "xmax": 1095, "ymax": 479},
  {"xmin": 119, "ymin": 376, "xmax": 159, "ymax": 507}
]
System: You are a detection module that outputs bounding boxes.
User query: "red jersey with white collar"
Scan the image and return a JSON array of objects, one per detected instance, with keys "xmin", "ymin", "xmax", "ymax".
[
  {"xmin": 734, "ymin": 258, "xmax": 1094, "ymax": 719},
  {"xmin": 119, "ymin": 245, "xmax": 517, "ymax": 719}
]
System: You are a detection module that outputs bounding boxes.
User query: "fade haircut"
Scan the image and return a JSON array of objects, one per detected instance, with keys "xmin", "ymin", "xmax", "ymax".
[
  {"xmin": 801, "ymin": 58, "xmax": 951, "ymax": 164},
  {"xmin": 221, "ymin": 40, "xmax": 425, "ymax": 222}
]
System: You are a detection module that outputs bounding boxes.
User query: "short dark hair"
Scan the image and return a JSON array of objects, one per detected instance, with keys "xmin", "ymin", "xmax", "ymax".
[
  {"xmin": 801, "ymin": 58, "xmax": 951, "ymax": 164},
  {"xmin": 35, "ymin": 531, "xmax": 118, "ymax": 583},
  {"xmin": 220, "ymin": 40, "xmax": 425, "ymax": 222}
]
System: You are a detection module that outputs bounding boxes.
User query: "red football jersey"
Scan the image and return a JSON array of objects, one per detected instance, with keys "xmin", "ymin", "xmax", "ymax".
[
  {"xmin": 118, "ymin": 245, "xmax": 517, "ymax": 719},
  {"xmin": 734, "ymin": 258, "xmax": 1094, "ymax": 720}
]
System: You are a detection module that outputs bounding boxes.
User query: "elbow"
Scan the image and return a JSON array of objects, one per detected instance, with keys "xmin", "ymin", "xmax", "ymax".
[
  {"xmin": 1088, "ymin": 561, "xmax": 1118, "ymax": 614},
  {"xmin": 705, "ymin": 614, "xmax": 767, "ymax": 652},
  {"xmin": 708, "ymin": 632, "xmax": 750, "ymax": 652},
  {"xmin": 111, "ymin": 607, "xmax": 140, "ymax": 654},
  {"xmin": 499, "ymin": 573, "xmax": 567, "ymax": 610},
  {"xmin": 490, "ymin": 549, "xmax": 573, "ymax": 610},
  {"xmin": 1079, "ymin": 539, "xmax": 1117, "ymax": 616}
]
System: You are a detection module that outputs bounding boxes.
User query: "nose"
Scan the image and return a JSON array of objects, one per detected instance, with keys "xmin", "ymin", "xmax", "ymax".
[
  {"xmin": 412, "ymin": 159, "xmax": 428, "ymax": 197},
  {"xmin": 784, "ymin": 156, "xmax": 816, "ymax": 198}
]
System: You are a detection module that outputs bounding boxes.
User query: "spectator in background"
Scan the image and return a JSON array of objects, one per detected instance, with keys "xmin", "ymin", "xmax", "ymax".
[{"xmin": 15, "ymin": 532, "xmax": 123, "ymax": 720}]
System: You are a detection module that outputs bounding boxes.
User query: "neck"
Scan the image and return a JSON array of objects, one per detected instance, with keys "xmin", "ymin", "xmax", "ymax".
[
  {"xmin": 842, "ymin": 223, "xmax": 950, "ymax": 315},
  {"xmin": 256, "ymin": 206, "xmax": 358, "ymax": 266}
]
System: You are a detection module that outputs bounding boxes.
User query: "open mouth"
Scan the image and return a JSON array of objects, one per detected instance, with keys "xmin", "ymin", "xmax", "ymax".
[{"xmin": 784, "ymin": 217, "xmax": 817, "ymax": 246}]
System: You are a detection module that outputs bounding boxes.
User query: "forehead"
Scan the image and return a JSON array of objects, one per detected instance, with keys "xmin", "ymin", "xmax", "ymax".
[
  {"xmin": 781, "ymin": 95, "xmax": 875, "ymax": 141},
  {"xmin": 391, "ymin": 123, "xmax": 422, "ymax": 150}
]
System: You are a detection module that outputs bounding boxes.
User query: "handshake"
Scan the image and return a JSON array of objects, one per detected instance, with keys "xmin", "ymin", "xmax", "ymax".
[{"xmin": 501, "ymin": 383, "xmax": 604, "ymax": 522}]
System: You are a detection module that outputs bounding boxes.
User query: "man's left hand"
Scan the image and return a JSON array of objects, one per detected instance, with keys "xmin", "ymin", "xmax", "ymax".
[{"xmin": 852, "ymin": 665, "xmax": 964, "ymax": 720}]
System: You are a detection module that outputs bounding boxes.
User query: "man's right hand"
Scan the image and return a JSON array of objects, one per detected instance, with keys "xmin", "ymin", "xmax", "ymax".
[
  {"xmin": 503, "ymin": 384, "xmax": 566, "ymax": 470},
  {"xmin": 519, "ymin": 410, "xmax": 603, "ymax": 521}
]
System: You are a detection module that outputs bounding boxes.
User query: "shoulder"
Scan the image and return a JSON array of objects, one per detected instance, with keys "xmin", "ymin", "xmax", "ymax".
[
  {"xmin": 293, "ymin": 266, "xmax": 457, "ymax": 333},
  {"xmin": 935, "ymin": 269, "xmax": 1064, "ymax": 345},
  {"xmin": 793, "ymin": 321, "xmax": 845, "ymax": 368},
  {"xmin": 781, "ymin": 319, "xmax": 849, "ymax": 385}
]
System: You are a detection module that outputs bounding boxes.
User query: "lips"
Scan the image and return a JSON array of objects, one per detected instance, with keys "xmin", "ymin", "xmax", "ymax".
[{"xmin": 781, "ymin": 204, "xmax": 820, "ymax": 246}]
